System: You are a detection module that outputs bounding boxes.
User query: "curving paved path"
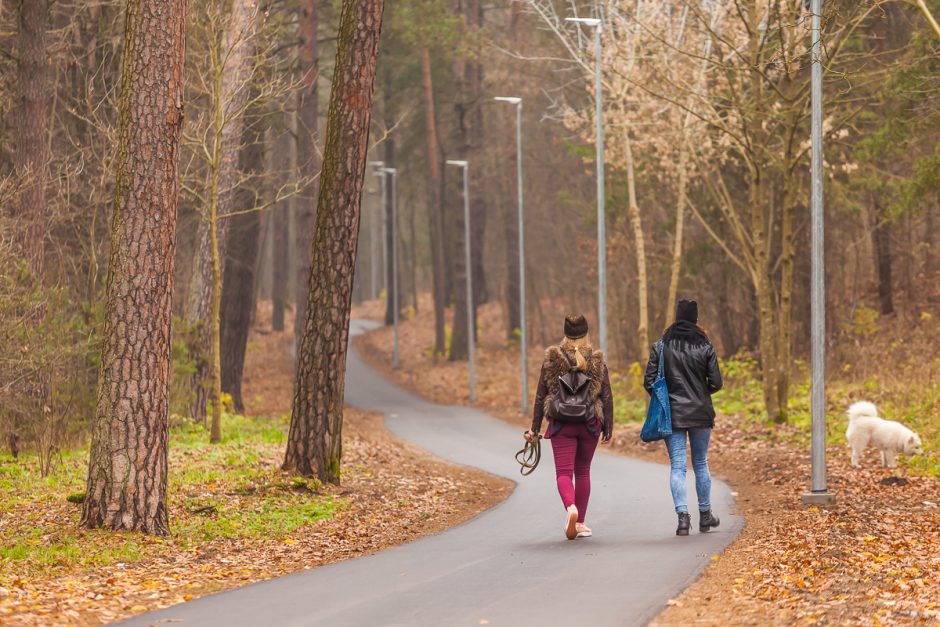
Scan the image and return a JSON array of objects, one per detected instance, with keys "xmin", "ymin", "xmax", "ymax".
[{"xmin": 123, "ymin": 320, "xmax": 741, "ymax": 627}]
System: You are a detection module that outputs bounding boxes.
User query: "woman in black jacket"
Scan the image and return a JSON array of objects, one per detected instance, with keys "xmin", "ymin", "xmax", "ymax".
[{"xmin": 644, "ymin": 299, "xmax": 723, "ymax": 536}]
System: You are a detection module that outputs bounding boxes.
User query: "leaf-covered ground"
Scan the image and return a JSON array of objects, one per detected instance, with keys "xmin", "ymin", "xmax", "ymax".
[
  {"xmin": 353, "ymin": 297, "xmax": 940, "ymax": 626},
  {"xmin": 0, "ymin": 304, "xmax": 511, "ymax": 625}
]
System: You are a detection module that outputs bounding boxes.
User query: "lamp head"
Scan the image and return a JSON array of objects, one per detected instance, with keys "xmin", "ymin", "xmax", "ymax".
[
  {"xmin": 445, "ymin": 160, "xmax": 468, "ymax": 167},
  {"xmin": 565, "ymin": 17, "xmax": 601, "ymax": 27},
  {"xmin": 494, "ymin": 96, "xmax": 522, "ymax": 105}
]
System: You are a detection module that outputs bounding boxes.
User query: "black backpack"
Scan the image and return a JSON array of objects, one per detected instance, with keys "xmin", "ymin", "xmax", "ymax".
[{"xmin": 548, "ymin": 351, "xmax": 596, "ymax": 423}]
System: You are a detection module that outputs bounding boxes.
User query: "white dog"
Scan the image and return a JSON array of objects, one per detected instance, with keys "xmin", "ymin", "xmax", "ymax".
[{"xmin": 846, "ymin": 401, "xmax": 923, "ymax": 468}]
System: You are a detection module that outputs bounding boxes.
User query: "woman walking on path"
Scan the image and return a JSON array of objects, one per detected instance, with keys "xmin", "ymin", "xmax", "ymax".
[
  {"xmin": 527, "ymin": 315, "xmax": 613, "ymax": 540},
  {"xmin": 645, "ymin": 299, "xmax": 723, "ymax": 536}
]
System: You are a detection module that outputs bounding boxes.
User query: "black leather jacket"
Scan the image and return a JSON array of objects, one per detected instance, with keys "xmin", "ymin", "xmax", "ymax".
[{"xmin": 644, "ymin": 339, "xmax": 723, "ymax": 429}]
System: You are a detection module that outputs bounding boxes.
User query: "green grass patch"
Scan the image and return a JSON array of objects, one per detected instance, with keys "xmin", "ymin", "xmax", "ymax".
[{"xmin": 0, "ymin": 412, "xmax": 345, "ymax": 581}]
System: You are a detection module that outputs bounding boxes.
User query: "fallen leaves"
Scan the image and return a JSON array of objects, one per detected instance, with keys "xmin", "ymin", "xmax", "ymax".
[
  {"xmin": 0, "ymin": 306, "xmax": 512, "ymax": 626},
  {"xmin": 357, "ymin": 296, "xmax": 940, "ymax": 627}
]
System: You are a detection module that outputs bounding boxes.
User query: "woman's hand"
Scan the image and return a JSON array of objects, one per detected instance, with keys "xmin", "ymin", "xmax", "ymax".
[{"xmin": 524, "ymin": 430, "xmax": 538, "ymax": 442}]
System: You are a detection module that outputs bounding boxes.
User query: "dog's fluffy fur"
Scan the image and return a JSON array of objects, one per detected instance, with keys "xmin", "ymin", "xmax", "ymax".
[{"xmin": 846, "ymin": 401, "xmax": 923, "ymax": 468}]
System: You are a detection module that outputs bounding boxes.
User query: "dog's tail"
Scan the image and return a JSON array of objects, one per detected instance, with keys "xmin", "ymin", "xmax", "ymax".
[{"xmin": 847, "ymin": 400, "xmax": 878, "ymax": 422}]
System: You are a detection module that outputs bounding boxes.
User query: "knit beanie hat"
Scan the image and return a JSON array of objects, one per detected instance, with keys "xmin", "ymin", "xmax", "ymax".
[
  {"xmin": 676, "ymin": 299, "xmax": 699, "ymax": 323},
  {"xmin": 564, "ymin": 314, "xmax": 589, "ymax": 339}
]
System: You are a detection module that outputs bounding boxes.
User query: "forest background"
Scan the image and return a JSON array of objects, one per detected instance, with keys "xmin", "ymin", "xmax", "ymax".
[{"xmin": 2, "ymin": 0, "xmax": 940, "ymax": 606}]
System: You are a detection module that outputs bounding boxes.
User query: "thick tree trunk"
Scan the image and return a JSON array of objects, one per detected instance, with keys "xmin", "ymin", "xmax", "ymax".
[
  {"xmin": 294, "ymin": 0, "xmax": 320, "ymax": 347},
  {"xmin": 623, "ymin": 131, "xmax": 649, "ymax": 359},
  {"xmin": 7, "ymin": 0, "xmax": 51, "ymax": 457},
  {"xmin": 10, "ymin": 0, "xmax": 50, "ymax": 277},
  {"xmin": 467, "ymin": 0, "xmax": 487, "ymax": 310},
  {"xmin": 220, "ymin": 107, "xmax": 265, "ymax": 414},
  {"xmin": 420, "ymin": 47, "xmax": 447, "ymax": 356},
  {"xmin": 82, "ymin": 0, "xmax": 187, "ymax": 535},
  {"xmin": 284, "ymin": 0, "xmax": 384, "ymax": 482},
  {"xmin": 448, "ymin": 0, "xmax": 482, "ymax": 361}
]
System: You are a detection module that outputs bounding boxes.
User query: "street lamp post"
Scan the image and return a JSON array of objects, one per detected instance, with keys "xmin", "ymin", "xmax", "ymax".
[
  {"xmin": 566, "ymin": 17, "xmax": 606, "ymax": 355},
  {"xmin": 446, "ymin": 159, "xmax": 475, "ymax": 403},
  {"xmin": 381, "ymin": 167, "xmax": 400, "ymax": 370},
  {"xmin": 370, "ymin": 175, "xmax": 381, "ymax": 299},
  {"xmin": 494, "ymin": 96, "xmax": 527, "ymax": 413},
  {"xmin": 802, "ymin": 0, "xmax": 835, "ymax": 506}
]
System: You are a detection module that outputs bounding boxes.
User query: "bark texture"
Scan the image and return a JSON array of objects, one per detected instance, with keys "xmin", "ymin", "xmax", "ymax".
[
  {"xmin": 82, "ymin": 0, "xmax": 187, "ymax": 535},
  {"xmin": 220, "ymin": 107, "xmax": 265, "ymax": 413},
  {"xmin": 294, "ymin": 0, "xmax": 320, "ymax": 346},
  {"xmin": 421, "ymin": 46, "xmax": 447, "ymax": 356},
  {"xmin": 284, "ymin": 0, "xmax": 384, "ymax": 482},
  {"xmin": 11, "ymin": 0, "xmax": 50, "ymax": 276},
  {"xmin": 448, "ymin": 0, "xmax": 484, "ymax": 361}
]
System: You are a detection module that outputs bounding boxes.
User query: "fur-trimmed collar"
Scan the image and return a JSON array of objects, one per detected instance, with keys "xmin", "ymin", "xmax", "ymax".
[{"xmin": 541, "ymin": 343, "xmax": 606, "ymax": 420}]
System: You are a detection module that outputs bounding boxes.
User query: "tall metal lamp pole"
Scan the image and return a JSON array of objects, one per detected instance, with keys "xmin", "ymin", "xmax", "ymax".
[
  {"xmin": 802, "ymin": 0, "xmax": 836, "ymax": 506},
  {"xmin": 446, "ymin": 159, "xmax": 475, "ymax": 403},
  {"xmin": 566, "ymin": 17, "xmax": 606, "ymax": 355},
  {"xmin": 380, "ymin": 167, "xmax": 400, "ymax": 370},
  {"xmin": 494, "ymin": 96, "xmax": 527, "ymax": 413},
  {"xmin": 369, "ymin": 161, "xmax": 386, "ymax": 298}
]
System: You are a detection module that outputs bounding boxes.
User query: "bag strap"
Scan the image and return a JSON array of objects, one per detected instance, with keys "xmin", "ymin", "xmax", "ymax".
[{"xmin": 657, "ymin": 340, "xmax": 666, "ymax": 379}]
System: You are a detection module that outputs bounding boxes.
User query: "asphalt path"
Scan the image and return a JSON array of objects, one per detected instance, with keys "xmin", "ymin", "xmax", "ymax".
[{"xmin": 123, "ymin": 319, "xmax": 741, "ymax": 627}]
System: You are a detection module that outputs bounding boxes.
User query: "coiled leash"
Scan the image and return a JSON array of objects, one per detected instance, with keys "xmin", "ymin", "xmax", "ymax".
[{"xmin": 515, "ymin": 432, "xmax": 542, "ymax": 476}]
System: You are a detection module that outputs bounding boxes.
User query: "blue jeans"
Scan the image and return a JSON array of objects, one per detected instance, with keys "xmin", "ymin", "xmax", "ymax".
[{"xmin": 664, "ymin": 428, "xmax": 712, "ymax": 514}]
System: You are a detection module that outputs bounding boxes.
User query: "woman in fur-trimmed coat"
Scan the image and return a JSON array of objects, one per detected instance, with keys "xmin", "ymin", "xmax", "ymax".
[{"xmin": 526, "ymin": 314, "xmax": 613, "ymax": 540}]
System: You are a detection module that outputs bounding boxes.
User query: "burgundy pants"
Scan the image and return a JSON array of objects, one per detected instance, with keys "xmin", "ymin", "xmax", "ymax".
[{"xmin": 549, "ymin": 422, "xmax": 599, "ymax": 523}]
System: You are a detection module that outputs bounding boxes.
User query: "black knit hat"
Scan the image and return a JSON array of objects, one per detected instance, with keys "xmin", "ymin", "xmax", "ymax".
[
  {"xmin": 564, "ymin": 314, "xmax": 589, "ymax": 339},
  {"xmin": 676, "ymin": 299, "xmax": 698, "ymax": 323}
]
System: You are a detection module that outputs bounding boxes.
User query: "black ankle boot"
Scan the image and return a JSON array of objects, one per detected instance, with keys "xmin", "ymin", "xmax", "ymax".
[
  {"xmin": 699, "ymin": 510, "xmax": 720, "ymax": 533},
  {"xmin": 676, "ymin": 512, "xmax": 691, "ymax": 536}
]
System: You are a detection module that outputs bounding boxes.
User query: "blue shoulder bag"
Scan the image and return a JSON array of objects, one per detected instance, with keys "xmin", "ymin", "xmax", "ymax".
[{"xmin": 640, "ymin": 340, "xmax": 672, "ymax": 442}]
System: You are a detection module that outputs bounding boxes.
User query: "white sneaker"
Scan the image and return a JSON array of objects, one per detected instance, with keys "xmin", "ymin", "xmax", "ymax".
[
  {"xmin": 576, "ymin": 523, "xmax": 592, "ymax": 538},
  {"xmin": 565, "ymin": 505, "xmax": 578, "ymax": 540}
]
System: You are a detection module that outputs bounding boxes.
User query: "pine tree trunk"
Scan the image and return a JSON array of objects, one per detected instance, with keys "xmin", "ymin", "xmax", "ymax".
[
  {"xmin": 467, "ymin": 0, "xmax": 487, "ymax": 311},
  {"xmin": 294, "ymin": 0, "xmax": 320, "ymax": 347},
  {"xmin": 284, "ymin": 0, "xmax": 385, "ymax": 482},
  {"xmin": 623, "ymin": 131, "xmax": 649, "ymax": 359},
  {"xmin": 220, "ymin": 107, "xmax": 265, "ymax": 414},
  {"xmin": 448, "ymin": 0, "xmax": 480, "ymax": 361},
  {"xmin": 82, "ymin": 0, "xmax": 187, "ymax": 535},
  {"xmin": 420, "ymin": 47, "xmax": 447, "ymax": 356},
  {"xmin": 11, "ymin": 0, "xmax": 50, "ymax": 278}
]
